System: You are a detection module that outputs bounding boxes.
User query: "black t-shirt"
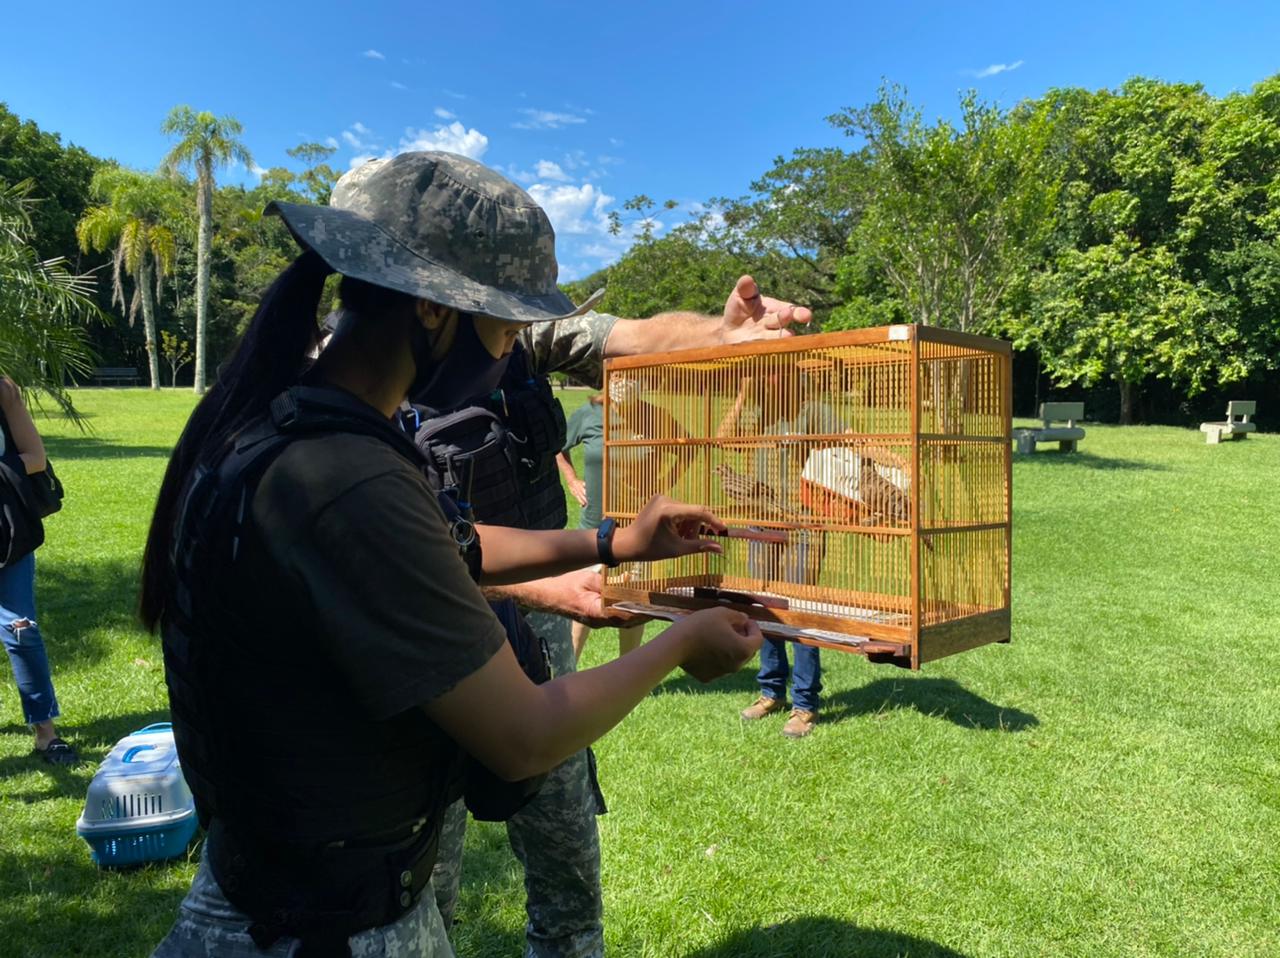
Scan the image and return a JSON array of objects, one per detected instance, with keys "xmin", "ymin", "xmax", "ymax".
[{"xmin": 212, "ymin": 429, "xmax": 507, "ymax": 843}]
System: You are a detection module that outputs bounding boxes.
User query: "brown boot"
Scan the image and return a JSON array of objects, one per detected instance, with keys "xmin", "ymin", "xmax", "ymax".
[
  {"xmin": 740, "ymin": 695, "xmax": 788, "ymax": 721},
  {"xmin": 782, "ymin": 709, "xmax": 817, "ymax": 739}
]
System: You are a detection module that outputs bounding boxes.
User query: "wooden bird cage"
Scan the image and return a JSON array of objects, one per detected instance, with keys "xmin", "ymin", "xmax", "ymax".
[{"xmin": 601, "ymin": 324, "xmax": 1012, "ymax": 669}]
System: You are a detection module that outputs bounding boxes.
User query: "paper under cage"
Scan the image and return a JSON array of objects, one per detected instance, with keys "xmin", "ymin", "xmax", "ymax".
[{"xmin": 601, "ymin": 324, "xmax": 1012, "ymax": 669}]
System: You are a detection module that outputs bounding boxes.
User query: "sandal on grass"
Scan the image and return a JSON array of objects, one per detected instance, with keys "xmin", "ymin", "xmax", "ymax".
[{"xmin": 34, "ymin": 737, "xmax": 80, "ymax": 767}]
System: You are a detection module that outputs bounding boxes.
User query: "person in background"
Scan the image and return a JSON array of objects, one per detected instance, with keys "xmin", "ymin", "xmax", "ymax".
[
  {"xmin": 0, "ymin": 376, "xmax": 78, "ymax": 766},
  {"xmin": 717, "ymin": 372, "xmax": 841, "ymax": 739},
  {"xmin": 558, "ymin": 393, "xmax": 646, "ymax": 659}
]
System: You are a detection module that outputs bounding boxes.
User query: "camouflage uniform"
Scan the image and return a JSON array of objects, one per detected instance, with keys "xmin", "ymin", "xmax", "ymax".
[
  {"xmin": 153, "ymin": 845, "xmax": 455, "ymax": 957},
  {"xmin": 432, "ymin": 314, "xmax": 617, "ymax": 958}
]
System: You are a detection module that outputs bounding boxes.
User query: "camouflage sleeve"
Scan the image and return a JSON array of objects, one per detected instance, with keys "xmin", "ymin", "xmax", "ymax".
[{"xmin": 520, "ymin": 311, "xmax": 620, "ymax": 387}]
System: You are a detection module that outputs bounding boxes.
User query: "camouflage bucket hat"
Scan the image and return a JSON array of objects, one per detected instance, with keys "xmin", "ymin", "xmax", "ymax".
[{"xmin": 266, "ymin": 151, "xmax": 602, "ymax": 323}]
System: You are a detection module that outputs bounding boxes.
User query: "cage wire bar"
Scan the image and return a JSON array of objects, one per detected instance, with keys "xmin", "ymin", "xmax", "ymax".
[{"xmin": 601, "ymin": 325, "xmax": 1012, "ymax": 669}]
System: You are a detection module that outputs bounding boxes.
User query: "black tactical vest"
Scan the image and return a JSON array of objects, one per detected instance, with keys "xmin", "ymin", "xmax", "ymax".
[
  {"xmin": 163, "ymin": 387, "xmax": 464, "ymax": 955},
  {"xmin": 413, "ymin": 341, "xmax": 567, "ymax": 530}
]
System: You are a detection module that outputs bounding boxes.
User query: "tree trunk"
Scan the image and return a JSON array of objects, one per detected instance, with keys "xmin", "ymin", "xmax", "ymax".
[
  {"xmin": 1118, "ymin": 378, "xmax": 1136, "ymax": 425},
  {"xmin": 193, "ymin": 160, "xmax": 213, "ymax": 394},
  {"xmin": 138, "ymin": 259, "xmax": 162, "ymax": 390}
]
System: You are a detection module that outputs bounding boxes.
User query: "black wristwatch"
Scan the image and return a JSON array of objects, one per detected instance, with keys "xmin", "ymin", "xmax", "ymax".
[{"xmin": 596, "ymin": 517, "xmax": 620, "ymax": 568}]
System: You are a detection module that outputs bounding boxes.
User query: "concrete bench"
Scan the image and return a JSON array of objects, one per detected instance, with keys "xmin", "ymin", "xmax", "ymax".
[
  {"xmin": 1200, "ymin": 401, "xmax": 1257, "ymax": 444},
  {"xmin": 1014, "ymin": 402, "xmax": 1086, "ymax": 454},
  {"xmin": 91, "ymin": 366, "xmax": 140, "ymax": 386}
]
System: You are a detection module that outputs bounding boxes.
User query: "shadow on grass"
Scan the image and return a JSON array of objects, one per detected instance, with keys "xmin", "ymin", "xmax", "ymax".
[
  {"xmin": 682, "ymin": 918, "xmax": 972, "ymax": 957},
  {"xmin": 43, "ymin": 435, "xmax": 174, "ymax": 460},
  {"xmin": 0, "ymin": 707, "xmax": 170, "ymax": 795},
  {"xmin": 656, "ymin": 662, "xmax": 760, "ymax": 698},
  {"xmin": 36, "ymin": 557, "xmax": 148, "ymax": 670},
  {"xmin": 823, "ymin": 677, "xmax": 1037, "ymax": 731},
  {"xmin": 0, "ymin": 844, "xmax": 187, "ymax": 957},
  {"xmin": 1014, "ymin": 448, "xmax": 1164, "ymax": 471}
]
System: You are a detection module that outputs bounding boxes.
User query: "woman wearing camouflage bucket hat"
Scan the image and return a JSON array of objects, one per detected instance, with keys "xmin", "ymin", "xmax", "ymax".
[{"xmin": 139, "ymin": 152, "xmax": 762, "ymax": 958}]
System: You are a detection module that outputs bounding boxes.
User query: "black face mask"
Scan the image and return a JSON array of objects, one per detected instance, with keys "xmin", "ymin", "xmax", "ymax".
[{"xmin": 412, "ymin": 312, "xmax": 512, "ymax": 409}]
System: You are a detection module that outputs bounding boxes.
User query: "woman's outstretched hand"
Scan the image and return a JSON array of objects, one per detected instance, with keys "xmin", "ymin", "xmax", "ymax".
[
  {"xmin": 669, "ymin": 607, "xmax": 763, "ymax": 682},
  {"xmin": 612, "ymin": 495, "xmax": 727, "ymax": 563}
]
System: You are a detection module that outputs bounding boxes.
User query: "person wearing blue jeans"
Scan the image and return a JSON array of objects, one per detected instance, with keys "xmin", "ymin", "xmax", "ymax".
[
  {"xmin": 740, "ymin": 530, "xmax": 822, "ymax": 738},
  {"xmin": 0, "ymin": 376, "xmax": 77, "ymax": 765}
]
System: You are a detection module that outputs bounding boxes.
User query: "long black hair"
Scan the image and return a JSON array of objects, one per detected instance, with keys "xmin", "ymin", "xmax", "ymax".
[
  {"xmin": 139, "ymin": 251, "xmax": 327, "ymax": 630},
  {"xmin": 139, "ymin": 250, "xmax": 426, "ymax": 630}
]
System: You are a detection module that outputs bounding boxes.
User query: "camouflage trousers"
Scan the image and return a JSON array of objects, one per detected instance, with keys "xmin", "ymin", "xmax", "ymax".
[
  {"xmin": 432, "ymin": 612, "xmax": 605, "ymax": 958},
  {"xmin": 152, "ymin": 844, "xmax": 455, "ymax": 957}
]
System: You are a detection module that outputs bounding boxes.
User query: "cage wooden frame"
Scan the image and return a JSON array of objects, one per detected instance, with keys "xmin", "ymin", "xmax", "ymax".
[{"xmin": 601, "ymin": 324, "xmax": 1012, "ymax": 669}]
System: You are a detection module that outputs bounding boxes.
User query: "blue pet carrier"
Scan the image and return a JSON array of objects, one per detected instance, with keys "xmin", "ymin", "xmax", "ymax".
[{"xmin": 75, "ymin": 722, "xmax": 198, "ymax": 867}]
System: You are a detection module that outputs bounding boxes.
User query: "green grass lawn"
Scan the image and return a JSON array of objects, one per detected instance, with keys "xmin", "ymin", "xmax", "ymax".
[{"xmin": 1, "ymin": 388, "xmax": 1276, "ymax": 957}]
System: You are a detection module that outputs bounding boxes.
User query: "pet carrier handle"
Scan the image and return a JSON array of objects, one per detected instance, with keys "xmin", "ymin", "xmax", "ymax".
[
  {"xmin": 123, "ymin": 744, "xmax": 158, "ymax": 763},
  {"xmin": 133, "ymin": 722, "xmax": 173, "ymax": 734}
]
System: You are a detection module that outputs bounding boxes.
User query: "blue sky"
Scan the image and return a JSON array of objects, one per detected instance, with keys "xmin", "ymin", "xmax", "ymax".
[{"xmin": 4, "ymin": 0, "xmax": 1278, "ymax": 281}]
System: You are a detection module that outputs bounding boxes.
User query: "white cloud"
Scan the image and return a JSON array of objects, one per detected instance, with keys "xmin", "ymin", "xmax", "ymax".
[
  {"xmin": 434, "ymin": 107, "xmax": 456, "ymax": 120},
  {"xmin": 390, "ymin": 81, "xmax": 407, "ymax": 90},
  {"xmin": 514, "ymin": 108, "xmax": 588, "ymax": 130},
  {"xmin": 324, "ymin": 136, "xmax": 339, "ymax": 148},
  {"xmin": 535, "ymin": 160, "xmax": 571, "ymax": 182},
  {"xmin": 969, "ymin": 59, "xmax": 1024, "ymax": 78},
  {"xmin": 527, "ymin": 182, "xmax": 614, "ymax": 237},
  {"xmin": 399, "ymin": 121, "xmax": 489, "ymax": 159},
  {"xmin": 342, "ymin": 121, "xmax": 378, "ymax": 150},
  {"xmin": 443, "ymin": 89, "xmax": 467, "ymax": 100},
  {"xmin": 250, "ymin": 163, "xmax": 268, "ymax": 178},
  {"xmin": 344, "ymin": 119, "xmax": 490, "ymax": 168},
  {"xmin": 363, "ymin": 49, "xmax": 385, "ymax": 60}
]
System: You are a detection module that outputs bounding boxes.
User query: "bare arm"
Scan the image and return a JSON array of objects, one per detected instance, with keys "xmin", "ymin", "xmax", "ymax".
[
  {"xmin": 716, "ymin": 378, "xmax": 754, "ymax": 438},
  {"xmin": 603, "ymin": 276, "xmax": 813, "ymax": 359},
  {"xmin": 424, "ymin": 607, "xmax": 761, "ymax": 780},
  {"xmin": 0, "ymin": 378, "xmax": 46, "ymax": 475},
  {"xmin": 476, "ymin": 495, "xmax": 725, "ymax": 586},
  {"xmin": 555, "ymin": 452, "xmax": 587, "ymax": 508},
  {"xmin": 483, "ymin": 567, "xmax": 638, "ymax": 629}
]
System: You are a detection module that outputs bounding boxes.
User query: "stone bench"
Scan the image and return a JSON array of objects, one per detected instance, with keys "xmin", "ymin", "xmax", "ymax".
[
  {"xmin": 1200, "ymin": 401, "xmax": 1257, "ymax": 444},
  {"xmin": 1014, "ymin": 402, "xmax": 1086, "ymax": 454}
]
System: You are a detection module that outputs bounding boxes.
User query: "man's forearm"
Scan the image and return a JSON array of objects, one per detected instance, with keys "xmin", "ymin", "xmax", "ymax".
[
  {"xmin": 603, "ymin": 312, "xmax": 721, "ymax": 358},
  {"xmin": 483, "ymin": 578, "xmax": 561, "ymax": 612}
]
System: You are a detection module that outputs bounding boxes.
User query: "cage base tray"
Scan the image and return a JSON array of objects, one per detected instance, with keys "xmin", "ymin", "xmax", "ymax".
[{"xmin": 612, "ymin": 601, "xmax": 911, "ymax": 662}]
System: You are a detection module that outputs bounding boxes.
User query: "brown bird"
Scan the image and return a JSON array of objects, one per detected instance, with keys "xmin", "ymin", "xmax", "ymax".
[
  {"xmin": 858, "ymin": 464, "xmax": 911, "ymax": 527},
  {"xmin": 857, "ymin": 462, "xmax": 935, "ymax": 551},
  {"xmin": 713, "ymin": 463, "xmax": 800, "ymax": 520}
]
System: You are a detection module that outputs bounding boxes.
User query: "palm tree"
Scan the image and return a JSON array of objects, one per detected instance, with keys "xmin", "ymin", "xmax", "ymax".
[
  {"xmin": 76, "ymin": 168, "xmax": 180, "ymax": 390},
  {"xmin": 160, "ymin": 106, "xmax": 251, "ymax": 393},
  {"xmin": 0, "ymin": 178, "xmax": 98, "ymax": 418}
]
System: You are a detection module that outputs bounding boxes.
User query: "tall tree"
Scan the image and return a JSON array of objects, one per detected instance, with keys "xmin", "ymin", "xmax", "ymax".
[
  {"xmin": 76, "ymin": 168, "xmax": 181, "ymax": 389},
  {"xmin": 161, "ymin": 106, "xmax": 251, "ymax": 393},
  {"xmin": 0, "ymin": 179, "xmax": 98, "ymax": 416},
  {"xmin": 0, "ymin": 103, "xmax": 100, "ymax": 262},
  {"xmin": 718, "ymin": 147, "xmax": 873, "ymax": 320},
  {"xmin": 1009, "ymin": 77, "xmax": 1280, "ymax": 422},
  {"xmin": 830, "ymin": 85, "xmax": 1059, "ymax": 333},
  {"xmin": 287, "ymin": 141, "xmax": 340, "ymax": 205}
]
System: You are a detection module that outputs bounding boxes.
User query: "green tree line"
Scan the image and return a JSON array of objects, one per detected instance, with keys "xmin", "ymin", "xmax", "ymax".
[
  {"xmin": 0, "ymin": 102, "xmax": 338, "ymax": 399},
  {"xmin": 568, "ymin": 76, "xmax": 1280, "ymax": 424},
  {"xmin": 3, "ymin": 76, "xmax": 1278, "ymax": 421}
]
